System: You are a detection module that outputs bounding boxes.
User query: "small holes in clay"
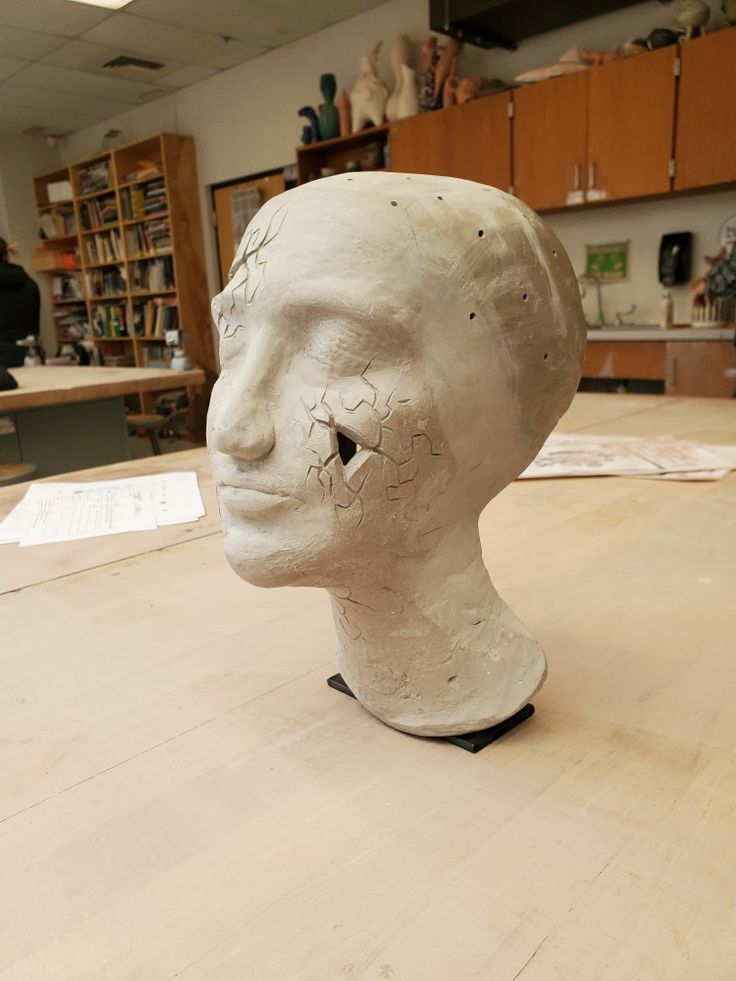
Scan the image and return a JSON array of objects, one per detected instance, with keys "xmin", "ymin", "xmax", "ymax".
[
  {"xmin": 522, "ymin": 292, "xmax": 529, "ymax": 301},
  {"xmin": 478, "ymin": 229, "xmax": 485, "ymax": 238},
  {"xmin": 390, "ymin": 200, "xmax": 398, "ymax": 206},
  {"xmin": 552, "ymin": 249, "xmax": 557, "ymax": 257},
  {"xmin": 469, "ymin": 312, "xmax": 476, "ymax": 321},
  {"xmin": 543, "ymin": 352, "xmax": 549, "ymax": 361},
  {"xmin": 437, "ymin": 195, "xmax": 443, "ymax": 201}
]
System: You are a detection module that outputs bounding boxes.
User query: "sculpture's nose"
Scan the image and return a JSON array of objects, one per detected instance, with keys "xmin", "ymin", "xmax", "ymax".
[{"xmin": 208, "ymin": 331, "xmax": 276, "ymax": 462}]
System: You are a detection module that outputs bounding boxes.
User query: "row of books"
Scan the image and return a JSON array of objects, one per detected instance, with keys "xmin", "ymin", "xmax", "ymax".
[
  {"xmin": 86, "ymin": 266, "xmax": 126, "ymax": 298},
  {"xmin": 85, "ymin": 229, "xmax": 123, "ymax": 264},
  {"xmin": 79, "ymin": 195, "xmax": 118, "ymax": 230},
  {"xmin": 121, "ymin": 178, "xmax": 167, "ymax": 220},
  {"xmin": 124, "ymin": 218, "xmax": 171, "ymax": 257},
  {"xmin": 51, "ymin": 273, "xmax": 84, "ymax": 301},
  {"xmin": 92, "ymin": 302, "xmax": 129, "ymax": 338},
  {"xmin": 77, "ymin": 159, "xmax": 110, "ymax": 195},
  {"xmin": 138, "ymin": 343, "xmax": 169, "ymax": 369},
  {"xmin": 120, "ymin": 161, "xmax": 161, "ymax": 184},
  {"xmin": 129, "ymin": 255, "xmax": 174, "ymax": 293},
  {"xmin": 133, "ymin": 298, "xmax": 178, "ymax": 338},
  {"xmin": 39, "ymin": 209, "xmax": 75, "ymax": 240}
]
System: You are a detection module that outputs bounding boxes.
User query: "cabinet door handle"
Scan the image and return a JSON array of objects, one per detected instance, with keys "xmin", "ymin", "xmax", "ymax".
[
  {"xmin": 588, "ymin": 161, "xmax": 596, "ymax": 190},
  {"xmin": 573, "ymin": 163, "xmax": 581, "ymax": 191}
]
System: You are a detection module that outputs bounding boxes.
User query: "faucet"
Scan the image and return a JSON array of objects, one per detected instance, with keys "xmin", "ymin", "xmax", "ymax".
[
  {"xmin": 614, "ymin": 304, "xmax": 637, "ymax": 326},
  {"xmin": 577, "ymin": 274, "xmax": 605, "ymax": 326}
]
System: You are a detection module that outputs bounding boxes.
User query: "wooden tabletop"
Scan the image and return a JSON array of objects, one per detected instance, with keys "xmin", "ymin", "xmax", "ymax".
[
  {"xmin": 1, "ymin": 394, "xmax": 735, "ymax": 980},
  {"xmin": 0, "ymin": 365, "xmax": 205, "ymax": 411}
]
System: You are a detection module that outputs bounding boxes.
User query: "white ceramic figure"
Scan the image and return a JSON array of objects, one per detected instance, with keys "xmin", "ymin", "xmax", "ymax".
[
  {"xmin": 396, "ymin": 64, "xmax": 419, "ymax": 119},
  {"xmin": 208, "ymin": 173, "xmax": 587, "ymax": 738},
  {"xmin": 350, "ymin": 42, "xmax": 389, "ymax": 131},
  {"xmin": 385, "ymin": 34, "xmax": 413, "ymax": 122}
]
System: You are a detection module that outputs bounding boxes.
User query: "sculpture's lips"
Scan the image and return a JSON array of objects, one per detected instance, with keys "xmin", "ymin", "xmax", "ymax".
[{"xmin": 216, "ymin": 482, "xmax": 296, "ymax": 513}]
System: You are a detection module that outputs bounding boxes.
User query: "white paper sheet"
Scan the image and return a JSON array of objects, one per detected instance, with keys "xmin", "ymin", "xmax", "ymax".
[
  {"xmin": 519, "ymin": 434, "xmax": 736, "ymax": 481},
  {"xmin": 0, "ymin": 471, "xmax": 205, "ymax": 547}
]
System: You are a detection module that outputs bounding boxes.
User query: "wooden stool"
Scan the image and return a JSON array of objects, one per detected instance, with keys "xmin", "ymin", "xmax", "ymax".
[
  {"xmin": 0, "ymin": 462, "xmax": 37, "ymax": 487},
  {"xmin": 127, "ymin": 413, "xmax": 166, "ymax": 456}
]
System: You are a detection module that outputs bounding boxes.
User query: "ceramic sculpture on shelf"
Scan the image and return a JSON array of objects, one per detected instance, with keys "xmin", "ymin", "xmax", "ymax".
[
  {"xmin": 675, "ymin": 0, "xmax": 710, "ymax": 38},
  {"xmin": 298, "ymin": 106, "xmax": 320, "ymax": 144},
  {"xmin": 385, "ymin": 34, "xmax": 414, "ymax": 122},
  {"xmin": 432, "ymin": 38, "xmax": 462, "ymax": 109},
  {"xmin": 417, "ymin": 36, "xmax": 438, "ymax": 112},
  {"xmin": 336, "ymin": 90, "xmax": 351, "ymax": 137},
  {"xmin": 443, "ymin": 73, "xmax": 481, "ymax": 108},
  {"xmin": 318, "ymin": 73, "xmax": 340, "ymax": 141},
  {"xmin": 350, "ymin": 42, "xmax": 389, "ymax": 132},
  {"xmin": 208, "ymin": 172, "xmax": 587, "ymax": 738}
]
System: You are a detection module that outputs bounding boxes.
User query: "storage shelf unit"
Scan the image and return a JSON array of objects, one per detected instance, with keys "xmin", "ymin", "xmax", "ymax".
[{"xmin": 33, "ymin": 134, "xmax": 215, "ymax": 385}]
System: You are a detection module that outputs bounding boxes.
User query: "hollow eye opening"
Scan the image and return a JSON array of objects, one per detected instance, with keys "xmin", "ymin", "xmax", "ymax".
[{"xmin": 337, "ymin": 430, "xmax": 359, "ymax": 466}]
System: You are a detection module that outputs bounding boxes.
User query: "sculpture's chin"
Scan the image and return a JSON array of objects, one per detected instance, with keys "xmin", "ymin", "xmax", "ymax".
[{"xmin": 222, "ymin": 527, "xmax": 329, "ymax": 589}]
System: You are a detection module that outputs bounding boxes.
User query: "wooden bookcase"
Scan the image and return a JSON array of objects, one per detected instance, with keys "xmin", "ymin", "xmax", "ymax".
[{"xmin": 33, "ymin": 134, "xmax": 216, "ymax": 390}]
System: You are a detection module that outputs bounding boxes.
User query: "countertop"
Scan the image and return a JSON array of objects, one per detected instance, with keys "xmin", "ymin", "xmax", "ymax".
[{"xmin": 587, "ymin": 325, "xmax": 736, "ymax": 341}]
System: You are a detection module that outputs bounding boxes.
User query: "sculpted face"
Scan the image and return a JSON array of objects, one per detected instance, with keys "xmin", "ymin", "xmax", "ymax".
[{"xmin": 208, "ymin": 173, "xmax": 586, "ymax": 736}]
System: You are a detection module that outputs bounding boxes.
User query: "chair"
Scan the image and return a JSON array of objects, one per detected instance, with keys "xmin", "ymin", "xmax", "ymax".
[{"xmin": 127, "ymin": 413, "xmax": 166, "ymax": 456}]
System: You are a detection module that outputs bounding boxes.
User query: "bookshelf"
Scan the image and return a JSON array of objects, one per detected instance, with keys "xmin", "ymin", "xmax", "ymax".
[{"xmin": 33, "ymin": 134, "xmax": 215, "ymax": 386}]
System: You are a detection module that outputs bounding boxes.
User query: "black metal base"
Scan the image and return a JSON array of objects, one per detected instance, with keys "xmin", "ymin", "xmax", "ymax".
[{"xmin": 326, "ymin": 673, "xmax": 534, "ymax": 754}]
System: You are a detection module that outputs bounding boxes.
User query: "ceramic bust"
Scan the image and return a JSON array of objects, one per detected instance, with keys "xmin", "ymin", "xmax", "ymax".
[{"xmin": 208, "ymin": 173, "xmax": 586, "ymax": 737}]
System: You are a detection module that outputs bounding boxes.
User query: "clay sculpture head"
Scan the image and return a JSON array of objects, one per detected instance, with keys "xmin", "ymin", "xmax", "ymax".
[{"xmin": 208, "ymin": 172, "xmax": 586, "ymax": 737}]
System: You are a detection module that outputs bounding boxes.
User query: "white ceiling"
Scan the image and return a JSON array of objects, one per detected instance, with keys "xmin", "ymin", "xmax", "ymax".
[{"xmin": 0, "ymin": 0, "xmax": 386, "ymax": 137}]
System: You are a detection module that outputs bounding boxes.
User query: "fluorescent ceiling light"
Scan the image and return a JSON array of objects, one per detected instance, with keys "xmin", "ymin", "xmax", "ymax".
[{"xmin": 65, "ymin": 0, "xmax": 133, "ymax": 9}]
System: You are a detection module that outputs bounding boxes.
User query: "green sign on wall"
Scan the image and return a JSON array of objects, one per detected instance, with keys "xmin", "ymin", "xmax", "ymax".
[{"xmin": 585, "ymin": 241, "xmax": 629, "ymax": 283}]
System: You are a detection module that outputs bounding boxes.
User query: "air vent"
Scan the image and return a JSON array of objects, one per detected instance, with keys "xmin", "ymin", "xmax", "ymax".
[{"xmin": 103, "ymin": 55, "xmax": 165, "ymax": 71}]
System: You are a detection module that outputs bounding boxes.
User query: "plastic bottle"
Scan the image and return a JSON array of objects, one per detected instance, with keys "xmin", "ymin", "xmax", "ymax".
[{"xmin": 659, "ymin": 290, "xmax": 674, "ymax": 330}]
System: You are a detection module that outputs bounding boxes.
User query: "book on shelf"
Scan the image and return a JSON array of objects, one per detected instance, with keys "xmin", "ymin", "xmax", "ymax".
[
  {"xmin": 51, "ymin": 272, "xmax": 84, "ymax": 301},
  {"xmin": 121, "ymin": 160, "xmax": 162, "ymax": 184},
  {"xmin": 124, "ymin": 218, "xmax": 172, "ymax": 257},
  {"xmin": 139, "ymin": 343, "xmax": 169, "ymax": 369},
  {"xmin": 121, "ymin": 178, "xmax": 167, "ymax": 220},
  {"xmin": 85, "ymin": 229, "xmax": 122, "ymax": 264},
  {"xmin": 53, "ymin": 307, "xmax": 89, "ymax": 342},
  {"xmin": 133, "ymin": 296, "xmax": 178, "ymax": 338},
  {"xmin": 79, "ymin": 195, "xmax": 118, "ymax": 230},
  {"xmin": 92, "ymin": 302, "xmax": 129, "ymax": 338},
  {"xmin": 77, "ymin": 159, "xmax": 111, "ymax": 195},
  {"xmin": 86, "ymin": 265, "xmax": 126, "ymax": 297},
  {"xmin": 130, "ymin": 254, "xmax": 174, "ymax": 292},
  {"xmin": 39, "ymin": 209, "xmax": 75, "ymax": 239}
]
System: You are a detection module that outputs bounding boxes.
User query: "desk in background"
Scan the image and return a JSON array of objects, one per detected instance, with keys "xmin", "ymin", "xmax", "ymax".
[
  {"xmin": 0, "ymin": 365, "xmax": 205, "ymax": 477},
  {"xmin": 1, "ymin": 394, "xmax": 735, "ymax": 980}
]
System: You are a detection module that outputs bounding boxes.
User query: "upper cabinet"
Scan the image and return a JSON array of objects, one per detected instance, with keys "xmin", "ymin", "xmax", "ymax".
[
  {"xmin": 390, "ymin": 92, "xmax": 511, "ymax": 189},
  {"xmin": 674, "ymin": 29, "xmax": 736, "ymax": 191},
  {"xmin": 513, "ymin": 72, "xmax": 588, "ymax": 212},
  {"xmin": 586, "ymin": 45, "xmax": 677, "ymax": 202}
]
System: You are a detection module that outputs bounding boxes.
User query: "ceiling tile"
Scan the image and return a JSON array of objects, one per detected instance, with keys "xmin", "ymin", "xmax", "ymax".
[
  {"xmin": 265, "ymin": 0, "xmax": 385, "ymax": 25},
  {"xmin": 0, "ymin": 57, "xmax": 28, "ymax": 82},
  {"xmin": 81, "ymin": 12, "xmax": 266, "ymax": 69},
  {"xmin": 157, "ymin": 64, "xmax": 217, "ymax": 88},
  {"xmin": 11, "ymin": 62, "xmax": 162, "ymax": 102},
  {"xmin": 41, "ymin": 39, "xmax": 187, "ymax": 84},
  {"xmin": 0, "ymin": 81, "xmax": 133, "ymax": 118},
  {"xmin": 0, "ymin": 101, "xmax": 101, "ymax": 133},
  {"xmin": 0, "ymin": 0, "xmax": 111, "ymax": 36},
  {"xmin": 131, "ymin": 0, "xmax": 324, "ymax": 48},
  {"xmin": 0, "ymin": 26, "xmax": 67, "ymax": 61}
]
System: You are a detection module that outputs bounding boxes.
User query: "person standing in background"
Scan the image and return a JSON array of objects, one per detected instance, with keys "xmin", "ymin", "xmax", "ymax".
[{"xmin": 0, "ymin": 236, "xmax": 40, "ymax": 367}]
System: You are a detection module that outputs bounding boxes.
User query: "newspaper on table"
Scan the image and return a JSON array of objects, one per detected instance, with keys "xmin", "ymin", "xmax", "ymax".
[
  {"xmin": 519, "ymin": 434, "xmax": 736, "ymax": 481},
  {"xmin": 0, "ymin": 471, "xmax": 205, "ymax": 547}
]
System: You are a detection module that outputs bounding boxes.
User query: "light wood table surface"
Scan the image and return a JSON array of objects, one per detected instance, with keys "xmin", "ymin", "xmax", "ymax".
[
  {"xmin": 0, "ymin": 365, "xmax": 205, "ymax": 412},
  {"xmin": 1, "ymin": 394, "xmax": 735, "ymax": 980},
  {"xmin": 0, "ymin": 366, "xmax": 205, "ymax": 478}
]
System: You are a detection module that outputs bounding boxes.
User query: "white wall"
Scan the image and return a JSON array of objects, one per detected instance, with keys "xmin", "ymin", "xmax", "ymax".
[
  {"xmin": 0, "ymin": 135, "xmax": 63, "ymax": 351},
  {"xmin": 59, "ymin": 0, "xmax": 732, "ymax": 322}
]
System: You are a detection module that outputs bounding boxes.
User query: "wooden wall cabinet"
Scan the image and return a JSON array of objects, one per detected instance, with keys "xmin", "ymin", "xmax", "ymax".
[
  {"xmin": 513, "ymin": 72, "xmax": 588, "ymax": 212},
  {"xmin": 585, "ymin": 45, "xmax": 677, "ymax": 203},
  {"xmin": 674, "ymin": 29, "xmax": 736, "ymax": 191},
  {"xmin": 390, "ymin": 92, "xmax": 511, "ymax": 189}
]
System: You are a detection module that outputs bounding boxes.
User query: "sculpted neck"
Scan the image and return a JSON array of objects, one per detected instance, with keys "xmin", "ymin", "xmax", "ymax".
[{"xmin": 328, "ymin": 523, "xmax": 546, "ymax": 737}]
